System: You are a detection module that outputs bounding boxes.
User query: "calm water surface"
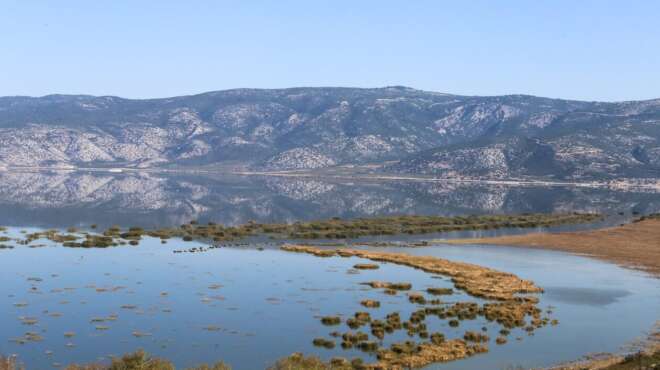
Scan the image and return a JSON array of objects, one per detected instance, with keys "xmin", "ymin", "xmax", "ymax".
[{"xmin": 0, "ymin": 171, "xmax": 659, "ymax": 369}]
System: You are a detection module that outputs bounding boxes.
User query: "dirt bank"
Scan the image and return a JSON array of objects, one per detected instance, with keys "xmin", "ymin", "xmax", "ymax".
[{"xmin": 445, "ymin": 219, "xmax": 660, "ymax": 277}]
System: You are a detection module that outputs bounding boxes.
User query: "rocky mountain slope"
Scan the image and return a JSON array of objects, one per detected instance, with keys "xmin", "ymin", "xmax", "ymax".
[{"xmin": 0, "ymin": 87, "xmax": 659, "ymax": 180}]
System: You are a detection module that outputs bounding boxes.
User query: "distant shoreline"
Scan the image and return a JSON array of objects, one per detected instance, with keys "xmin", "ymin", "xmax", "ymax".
[{"xmin": 2, "ymin": 165, "xmax": 660, "ymax": 192}]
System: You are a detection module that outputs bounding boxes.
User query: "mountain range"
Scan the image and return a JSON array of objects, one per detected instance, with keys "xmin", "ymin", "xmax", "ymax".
[{"xmin": 1, "ymin": 86, "xmax": 659, "ymax": 180}]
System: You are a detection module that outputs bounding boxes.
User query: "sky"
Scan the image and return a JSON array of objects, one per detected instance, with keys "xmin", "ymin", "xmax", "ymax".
[{"xmin": 1, "ymin": 0, "xmax": 659, "ymax": 101}]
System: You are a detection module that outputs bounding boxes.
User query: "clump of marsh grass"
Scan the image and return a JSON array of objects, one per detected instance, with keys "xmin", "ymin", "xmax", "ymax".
[
  {"xmin": 346, "ymin": 312, "xmax": 371, "ymax": 329},
  {"xmin": 267, "ymin": 352, "xmax": 351, "ymax": 370},
  {"xmin": 66, "ymin": 350, "xmax": 174, "ymax": 370},
  {"xmin": 320, "ymin": 316, "xmax": 341, "ymax": 326},
  {"xmin": 0, "ymin": 356, "xmax": 22, "ymax": 370},
  {"xmin": 360, "ymin": 299, "xmax": 380, "ymax": 308},
  {"xmin": 430, "ymin": 332, "xmax": 445, "ymax": 345},
  {"xmin": 390, "ymin": 341, "xmax": 420, "ymax": 355},
  {"xmin": 426, "ymin": 287, "xmax": 453, "ymax": 295},
  {"xmin": 463, "ymin": 331, "xmax": 490, "ymax": 343},
  {"xmin": 312, "ymin": 338, "xmax": 335, "ymax": 349},
  {"xmin": 386, "ymin": 312, "xmax": 402, "ymax": 329},
  {"xmin": 340, "ymin": 331, "xmax": 369, "ymax": 349},
  {"xmin": 356, "ymin": 341, "xmax": 378, "ymax": 352},
  {"xmin": 353, "ymin": 264, "xmax": 379, "ymax": 270},
  {"xmin": 59, "ymin": 350, "xmax": 232, "ymax": 370},
  {"xmin": 19, "ymin": 317, "xmax": 38, "ymax": 325},
  {"xmin": 362, "ymin": 281, "xmax": 412, "ymax": 291},
  {"xmin": 408, "ymin": 293, "xmax": 426, "ymax": 305}
]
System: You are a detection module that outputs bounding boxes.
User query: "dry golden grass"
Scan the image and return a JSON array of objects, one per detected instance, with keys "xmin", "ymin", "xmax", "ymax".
[
  {"xmin": 446, "ymin": 219, "xmax": 660, "ymax": 277},
  {"xmin": 0, "ymin": 357, "xmax": 21, "ymax": 370},
  {"xmin": 282, "ymin": 245, "xmax": 542, "ymax": 300},
  {"xmin": 266, "ymin": 353, "xmax": 351, "ymax": 370},
  {"xmin": 63, "ymin": 350, "xmax": 231, "ymax": 370}
]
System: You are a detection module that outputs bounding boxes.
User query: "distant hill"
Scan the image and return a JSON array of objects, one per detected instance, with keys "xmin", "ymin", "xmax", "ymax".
[{"xmin": 1, "ymin": 87, "xmax": 659, "ymax": 180}]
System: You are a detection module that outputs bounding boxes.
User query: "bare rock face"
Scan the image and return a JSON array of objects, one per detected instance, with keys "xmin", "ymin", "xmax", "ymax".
[
  {"xmin": 264, "ymin": 148, "xmax": 336, "ymax": 170},
  {"xmin": 0, "ymin": 87, "xmax": 659, "ymax": 180}
]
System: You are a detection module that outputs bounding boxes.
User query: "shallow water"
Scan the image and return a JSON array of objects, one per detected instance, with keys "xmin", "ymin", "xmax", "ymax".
[
  {"xmin": 0, "ymin": 230, "xmax": 658, "ymax": 369},
  {"xmin": 362, "ymin": 244, "xmax": 660, "ymax": 369},
  {"xmin": 0, "ymin": 231, "xmax": 495, "ymax": 369},
  {"xmin": 0, "ymin": 171, "xmax": 659, "ymax": 369}
]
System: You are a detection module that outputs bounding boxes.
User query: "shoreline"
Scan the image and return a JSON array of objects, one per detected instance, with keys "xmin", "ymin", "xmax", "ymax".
[
  {"xmin": 442, "ymin": 218, "xmax": 660, "ymax": 277},
  {"xmin": 1, "ymin": 166, "xmax": 659, "ymax": 192}
]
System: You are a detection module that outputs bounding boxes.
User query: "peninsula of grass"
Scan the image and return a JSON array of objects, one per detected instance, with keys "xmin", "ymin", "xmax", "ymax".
[
  {"xmin": 13, "ymin": 213, "xmax": 601, "ymax": 249},
  {"xmin": 277, "ymin": 213, "xmax": 601, "ymax": 239},
  {"xmin": 282, "ymin": 245, "xmax": 542, "ymax": 300}
]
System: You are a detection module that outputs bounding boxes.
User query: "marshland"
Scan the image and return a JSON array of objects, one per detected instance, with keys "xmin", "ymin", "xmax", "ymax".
[{"xmin": 0, "ymin": 172, "xmax": 659, "ymax": 369}]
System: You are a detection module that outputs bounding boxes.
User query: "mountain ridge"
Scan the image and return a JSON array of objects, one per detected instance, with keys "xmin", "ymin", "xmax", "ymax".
[{"xmin": 1, "ymin": 86, "xmax": 659, "ymax": 180}]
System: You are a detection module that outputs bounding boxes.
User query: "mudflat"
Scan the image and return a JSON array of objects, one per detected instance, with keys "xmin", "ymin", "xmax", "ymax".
[{"xmin": 445, "ymin": 219, "xmax": 660, "ymax": 277}]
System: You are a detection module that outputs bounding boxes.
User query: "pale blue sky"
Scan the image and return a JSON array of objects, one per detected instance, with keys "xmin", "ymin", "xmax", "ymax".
[{"xmin": 1, "ymin": 0, "xmax": 658, "ymax": 101}]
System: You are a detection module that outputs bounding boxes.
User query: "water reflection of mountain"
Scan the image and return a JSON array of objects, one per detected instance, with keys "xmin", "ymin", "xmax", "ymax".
[{"xmin": 0, "ymin": 170, "xmax": 658, "ymax": 228}]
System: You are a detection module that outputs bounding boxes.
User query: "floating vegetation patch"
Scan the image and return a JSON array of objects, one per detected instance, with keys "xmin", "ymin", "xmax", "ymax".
[
  {"xmin": 407, "ymin": 293, "xmax": 426, "ymax": 305},
  {"xmin": 360, "ymin": 299, "xmax": 380, "ymax": 308},
  {"xmin": 18, "ymin": 317, "xmax": 38, "ymax": 325},
  {"xmin": 312, "ymin": 338, "xmax": 335, "ymax": 349},
  {"xmin": 353, "ymin": 263, "xmax": 379, "ymax": 270},
  {"xmin": 10, "ymin": 332, "xmax": 44, "ymax": 344},
  {"xmin": 427, "ymin": 287, "xmax": 453, "ymax": 296},
  {"xmin": 362, "ymin": 281, "xmax": 412, "ymax": 291},
  {"xmin": 320, "ymin": 316, "xmax": 341, "ymax": 326}
]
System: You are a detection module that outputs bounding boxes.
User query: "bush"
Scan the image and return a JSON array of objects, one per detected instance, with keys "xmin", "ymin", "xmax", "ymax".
[{"xmin": 61, "ymin": 350, "xmax": 231, "ymax": 370}]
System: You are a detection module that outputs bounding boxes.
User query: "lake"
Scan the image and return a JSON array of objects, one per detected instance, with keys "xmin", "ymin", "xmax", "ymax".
[{"xmin": 0, "ymin": 170, "xmax": 658, "ymax": 369}]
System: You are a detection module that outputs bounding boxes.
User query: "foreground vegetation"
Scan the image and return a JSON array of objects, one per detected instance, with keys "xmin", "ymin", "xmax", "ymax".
[
  {"xmin": 603, "ymin": 350, "xmax": 660, "ymax": 370},
  {"xmin": 3, "ymin": 348, "xmax": 658, "ymax": 370},
  {"xmin": 0, "ymin": 351, "xmax": 231, "ymax": 370}
]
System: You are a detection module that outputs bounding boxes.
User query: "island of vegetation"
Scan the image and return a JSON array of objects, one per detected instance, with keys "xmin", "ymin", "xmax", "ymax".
[{"xmin": 4, "ymin": 213, "xmax": 602, "ymax": 249}]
